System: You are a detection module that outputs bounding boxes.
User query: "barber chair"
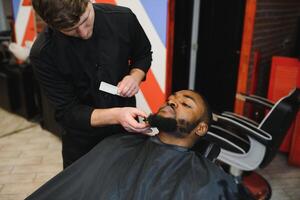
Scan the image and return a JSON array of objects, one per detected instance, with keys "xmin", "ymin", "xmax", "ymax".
[
  {"xmin": 0, "ymin": 30, "xmax": 11, "ymax": 43},
  {"xmin": 0, "ymin": 67, "xmax": 20, "ymax": 111},
  {"xmin": 0, "ymin": 30, "xmax": 40, "ymax": 119},
  {"xmin": 0, "ymin": 30, "xmax": 12, "ymax": 67},
  {"xmin": 1, "ymin": 63, "xmax": 40, "ymax": 119},
  {"xmin": 0, "ymin": 32, "xmax": 18, "ymax": 111},
  {"xmin": 205, "ymin": 88, "xmax": 300, "ymax": 200}
]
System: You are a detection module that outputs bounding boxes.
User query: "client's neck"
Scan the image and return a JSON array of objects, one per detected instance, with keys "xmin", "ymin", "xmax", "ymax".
[{"xmin": 158, "ymin": 132, "xmax": 195, "ymax": 148}]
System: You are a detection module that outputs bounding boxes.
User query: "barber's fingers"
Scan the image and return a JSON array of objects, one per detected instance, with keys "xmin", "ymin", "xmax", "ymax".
[
  {"xmin": 121, "ymin": 119, "xmax": 149, "ymax": 133},
  {"xmin": 121, "ymin": 87, "xmax": 137, "ymax": 98},
  {"xmin": 118, "ymin": 75, "xmax": 139, "ymax": 97},
  {"xmin": 119, "ymin": 85, "xmax": 138, "ymax": 97},
  {"xmin": 118, "ymin": 107, "xmax": 149, "ymax": 132},
  {"xmin": 131, "ymin": 108, "xmax": 148, "ymax": 119},
  {"xmin": 123, "ymin": 123, "xmax": 158, "ymax": 136},
  {"xmin": 124, "ymin": 87, "xmax": 139, "ymax": 97},
  {"xmin": 125, "ymin": 114, "xmax": 148, "ymax": 129}
]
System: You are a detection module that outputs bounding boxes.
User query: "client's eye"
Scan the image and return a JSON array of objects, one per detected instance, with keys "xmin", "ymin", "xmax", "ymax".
[{"xmin": 182, "ymin": 102, "xmax": 192, "ymax": 108}]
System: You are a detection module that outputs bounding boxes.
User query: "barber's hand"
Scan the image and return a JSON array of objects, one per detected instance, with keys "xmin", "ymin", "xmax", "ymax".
[
  {"xmin": 117, "ymin": 75, "xmax": 140, "ymax": 97},
  {"xmin": 118, "ymin": 107, "xmax": 151, "ymax": 133}
]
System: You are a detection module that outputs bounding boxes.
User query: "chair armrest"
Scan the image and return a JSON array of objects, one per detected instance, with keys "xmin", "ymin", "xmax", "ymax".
[
  {"xmin": 206, "ymin": 125, "xmax": 250, "ymax": 154},
  {"xmin": 222, "ymin": 111, "xmax": 259, "ymax": 127},
  {"xmin": 236, "ymin": 93, "xmax": 274, "ymax": 109},
  {"xmin": 213, "ymin": 114, "xmax": 272, "ymax": 145}
]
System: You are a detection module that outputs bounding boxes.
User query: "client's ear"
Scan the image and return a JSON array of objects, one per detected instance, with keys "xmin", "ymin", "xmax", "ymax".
[{"xmin": 195, "ymin": 122, "xmax": 208, "ymax": 137}]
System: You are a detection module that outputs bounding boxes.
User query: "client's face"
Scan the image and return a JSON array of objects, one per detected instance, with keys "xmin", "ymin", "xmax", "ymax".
[{"xmin": 149, "ymin": 90, "xmax": 204, "ymax": 136}]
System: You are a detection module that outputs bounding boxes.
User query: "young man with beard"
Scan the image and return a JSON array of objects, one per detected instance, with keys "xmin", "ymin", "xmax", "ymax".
[
  {"xmin": 30, "ymin": 0, "xmax": 152, "ymax": 168},
  {"xmin": 25, "ymin": 90, "xmax": 239, "ymax": 200}
]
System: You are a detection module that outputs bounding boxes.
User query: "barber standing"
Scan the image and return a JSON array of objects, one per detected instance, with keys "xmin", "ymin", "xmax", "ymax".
[{"xmin": 30, "ymin": 0, "xmax": 152, "ymax": 168}]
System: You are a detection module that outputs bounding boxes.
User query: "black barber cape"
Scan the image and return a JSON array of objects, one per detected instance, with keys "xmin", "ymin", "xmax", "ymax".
[{"xmin": 26, "ymin": 134, "xmax": 238, "ymax": 200}]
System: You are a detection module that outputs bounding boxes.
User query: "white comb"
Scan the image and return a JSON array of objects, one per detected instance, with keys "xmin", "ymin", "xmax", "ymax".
[{"xmin": 99, "ymin": 81, "xmax": 119, "ymax": 96}]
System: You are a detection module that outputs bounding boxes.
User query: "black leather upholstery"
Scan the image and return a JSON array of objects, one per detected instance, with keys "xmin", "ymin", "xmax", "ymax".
[{"xmin": 208, "ymin": 88, "xmax": 300, "ymax": 170}]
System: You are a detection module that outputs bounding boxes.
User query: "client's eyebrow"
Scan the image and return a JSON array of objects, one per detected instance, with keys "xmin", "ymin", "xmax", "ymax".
[
  {"xmin": 173, "ymin": 92, "xmax": 197, "ymax": 106},
  {"xmin": 183, "ymin": 95, "xmax": 197, "ymax": 105}
]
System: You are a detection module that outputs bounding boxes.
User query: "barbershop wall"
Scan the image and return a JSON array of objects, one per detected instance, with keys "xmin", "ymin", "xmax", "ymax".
[{"xmin": 248, "ymin": 0, "xmax": 300, "ymax": 96}]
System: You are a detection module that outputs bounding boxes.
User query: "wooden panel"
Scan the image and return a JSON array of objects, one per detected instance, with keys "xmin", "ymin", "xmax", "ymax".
[
  {"xmin": 165, "ymin": 0, "xmax": 175, "ymax": 97},
  {"xmin": 249, "ymin": 51, "xmax": 260, "ymax": 94},
  {"xmin": 234, "ymin": 0, "xmax": 257, "ymax": 114}
]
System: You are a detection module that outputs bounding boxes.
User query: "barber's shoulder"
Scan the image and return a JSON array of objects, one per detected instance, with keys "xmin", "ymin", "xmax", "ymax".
[
  {"xmin": 30, "ymin": 28, "xmax": 52, "ymax": 60},
  {"xmin": 93, "ymin": 3, "xmax": 133, "ymax": 15}
]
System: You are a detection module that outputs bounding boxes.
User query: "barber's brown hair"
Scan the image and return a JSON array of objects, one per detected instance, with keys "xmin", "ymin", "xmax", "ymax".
[{"xmin": 32, "ymin": 0, "xmax": 89, "ymax": 30}]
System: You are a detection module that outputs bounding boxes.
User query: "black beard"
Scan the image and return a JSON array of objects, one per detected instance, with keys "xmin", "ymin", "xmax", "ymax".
[
  {"xmin": 177, "ymin": 119, "xmax": 199, "ymax": 133},
  {"xmin": 146, "ymin": 114, "xmax": 177, "ymax": 132}
]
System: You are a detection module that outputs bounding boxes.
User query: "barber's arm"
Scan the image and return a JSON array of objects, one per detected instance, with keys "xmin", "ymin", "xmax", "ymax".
[
  {"xmin": 31, "ymin": 56, "xmax": 150, "ymax": 134},
  {"xmin": 90, "ymin": 107, "xmax": 149, "ymax": 133},
  {"xmin": 31, "ymin": 56, "xmax": 92, "ymax": 131},
  {"xmin": 117, "ymin": 11, "xmax": 152, "ymax": 97}
]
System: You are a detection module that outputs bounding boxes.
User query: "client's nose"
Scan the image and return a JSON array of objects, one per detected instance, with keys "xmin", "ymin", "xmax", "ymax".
[{"xmin": 167, "ymin": 100, "xmax": 177, "ymax": 108}]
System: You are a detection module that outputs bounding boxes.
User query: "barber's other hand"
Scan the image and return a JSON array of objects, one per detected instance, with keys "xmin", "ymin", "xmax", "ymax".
[
  {"xmin": 118, "ymin": 107, "xmax": 151, "ymax": 133},
  {"xmin": 117, "ymin": 75, "xmax": 140, "ymax": 97}
]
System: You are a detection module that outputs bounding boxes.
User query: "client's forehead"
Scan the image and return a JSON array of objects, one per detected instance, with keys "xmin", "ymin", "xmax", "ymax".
[
  {"xmin": 175, "ymin": 90, "xmax": 203, "ymax": 107},
  {"xmin": 176, "ymin": 90, "xmax": 201, "ymax": 100}
]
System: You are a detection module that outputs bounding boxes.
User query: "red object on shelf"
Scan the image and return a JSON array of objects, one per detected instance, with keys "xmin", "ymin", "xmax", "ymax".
[{"xmin": 268, "ymin": 56, "xmax": 300, "ymax": 165}]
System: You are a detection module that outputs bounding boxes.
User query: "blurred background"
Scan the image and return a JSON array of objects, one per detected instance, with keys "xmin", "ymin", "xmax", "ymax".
[{"xmin": 0, "ymin": 0, "xmax": 299, "ymax": 199}]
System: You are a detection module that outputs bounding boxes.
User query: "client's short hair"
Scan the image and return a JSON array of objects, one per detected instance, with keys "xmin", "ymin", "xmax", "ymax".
[{"xmin": 191, "ymin": 90, "xmax": 212, "ymax": 128}]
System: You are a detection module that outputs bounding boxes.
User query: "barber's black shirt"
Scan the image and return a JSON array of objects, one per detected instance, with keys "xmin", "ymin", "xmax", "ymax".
[{"xmin": 30, "ymin": 4, "xmax": 152, "ymax": 136}]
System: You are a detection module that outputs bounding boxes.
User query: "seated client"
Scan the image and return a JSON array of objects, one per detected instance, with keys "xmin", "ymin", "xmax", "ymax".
[{"xmin": 26, "ymin": 90, "xmax": 238, "ymax": 200}]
